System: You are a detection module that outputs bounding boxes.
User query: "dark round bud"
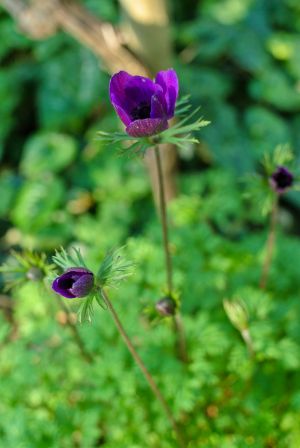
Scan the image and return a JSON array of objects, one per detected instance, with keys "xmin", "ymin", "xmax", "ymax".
[
  {"xmin": 26, "ymin": 267, "xmax": 44, "ymax": 281},
  {"xmin": 155, "ymin": 296, "xmax": 176, "ymax": 316},
  {"xmin": 269, "ymin": 166, "xmax": 294, "ymax": 194}
]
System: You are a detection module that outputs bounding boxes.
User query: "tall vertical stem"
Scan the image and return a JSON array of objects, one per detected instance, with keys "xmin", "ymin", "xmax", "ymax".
[
  {"xmin": 100, "ymin": 288, "xmax": 185, "ymax": 448},
  {"xmin": 153, "ymin": 146, "xmax": 188, "ymax": 363},
  {"xmin": 260, "ymin": 196, "xmax": 278, "ymax": 289},
  {"xmin": 154, "ymin": 146, "xmax": 173, "ymax": 292}
]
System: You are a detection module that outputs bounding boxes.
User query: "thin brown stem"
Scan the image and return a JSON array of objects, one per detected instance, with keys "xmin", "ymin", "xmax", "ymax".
[
  {"xmin": 173, "ymin": 314, "xmax": 188, "ymax": 362},
  {"xmin": 154, "ymin": 145, "xmax": 173, "ymax": 293},
  {"xmin": 153, "ymin": 145, "xmax": 188, "ymax": 363},
  {"xmin": 260, "ymin": 196, "xmax": 278, "ymax": 289},
  {"xmin": 100, "ymin": 288, "xmax": 185, "ymax": 448},
  {"xmin": 56, "ymin": 296, "xmax": 93, "ymax": 364}
]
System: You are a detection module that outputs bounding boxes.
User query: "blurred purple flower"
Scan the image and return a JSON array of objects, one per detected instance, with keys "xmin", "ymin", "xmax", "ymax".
[
  {"xmin": 109, "ymin": 69, "xmax": 179, "ymax": 137},
  {"xmin": 269, "ymin": 166, "xmax": 294, "ymax": 194},
  {"xmin": 52, "ymin": 267, "xmax": 94, "ymax": 299}
]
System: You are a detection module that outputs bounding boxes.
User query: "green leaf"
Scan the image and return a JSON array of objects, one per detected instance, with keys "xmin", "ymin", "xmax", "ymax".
[
  {"xmin": 52, "ymin": 247, "xmax": 88, "ymax": 271},
  {"xmin": 11, "ymin": 176, "xmax": 64, "ymax": 231},
  {"xmin": 250, "ymin": 68, "xmax": 300, "ymax": 111},
  {"xmin": 97, "ymin": 248, "xmax": 134, "ymax": 288},
  {"xmin": 0, "ymin": 171, "xmax": 20, "ymax": 217},
  {"xmin": 21, "ymin": 132, "xmax": 77, "ymax": 177}
]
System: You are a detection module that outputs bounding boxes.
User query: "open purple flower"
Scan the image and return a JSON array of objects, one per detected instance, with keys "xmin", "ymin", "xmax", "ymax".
[
  {"xmin": 52, "ymin": 267, "xmax": 94, "ymax": 299},
  {"xmin": 269, "ymin": 166, "xmax": 294, "ymax": 194},
  {"xmin": 109, "ymin": 69, "xmax": 179, "ymax": 138}
]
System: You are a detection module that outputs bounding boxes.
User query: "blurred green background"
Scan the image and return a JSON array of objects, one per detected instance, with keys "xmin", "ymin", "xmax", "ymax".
[{"xmin": 1, "ymin": 0, "xmax": 300, "ymax": 447}]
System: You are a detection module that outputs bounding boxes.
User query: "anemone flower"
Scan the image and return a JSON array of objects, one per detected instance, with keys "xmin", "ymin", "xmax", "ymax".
[{"xmin": 109, "ymin": 69, "xmax": 179, "ymax": 138}]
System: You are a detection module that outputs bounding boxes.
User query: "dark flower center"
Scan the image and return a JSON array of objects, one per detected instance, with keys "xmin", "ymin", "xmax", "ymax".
[
  {"xmin": 273, "ymin": 171, "xmax": 293, "ymax": 188},
  {"xmin": 131, "ymin": 102, "xmax": 151, "ymax": 120},
  {"xmin": 59, "ymin": 277, "xmax": 75, "ymax": 290}
]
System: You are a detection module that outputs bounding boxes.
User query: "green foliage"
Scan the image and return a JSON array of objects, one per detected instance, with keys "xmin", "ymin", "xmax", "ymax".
[
  {"xmin": 52, "ymin": 247, "xmax": 88, "ymax": 272},
  {"xmin": 97, "ymin": 104, "xmax": 210, "ymax": 154},
  {"xmin": 0, "ymin": 250, "xmax": 55, "ymax": 291},
  {"xmin": 1, "ymin": 0, "xmax": 300, "ymax": 446},
  {"xmin": 96, "ymin": 248, "xmax": 133, "ymax": 288},
  {"xmin": 11, "ymin": 176, "xmax": 65, "ymax": 232},
  {"xmin": 177, "ymin": 0, "xmax": 300, "ymax": 180},
  {"xmin": 2, "ymin": 160, "xmax": 300, "ymax": 445},
  {"xmin": 21, "ymin": 133, "xmax": 77, "ymax": 178}
]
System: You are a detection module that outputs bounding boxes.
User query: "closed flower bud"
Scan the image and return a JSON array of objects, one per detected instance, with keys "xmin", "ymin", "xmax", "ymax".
[
  {"xmin": 269, "ymin": 166, "xmax": 294, "ymax": 194},
  {"xmin": 223, "ymin": 299, "xmax": 248, "ymax": 331},
  {"xmin": 52, "ymin": 267, "xmax": 94, "ymax": 299},
  {"xmin": 155, "ymin": 296, "xmax": 176, "ymax": 316}
]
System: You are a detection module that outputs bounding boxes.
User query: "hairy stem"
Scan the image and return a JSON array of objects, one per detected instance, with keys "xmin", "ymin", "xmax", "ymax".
[
  {"xmin": 100, "ymin": 288, "xmax": 185, "ymax": 448},
  {"xmin": 56, "ymin": 296, "xmax": 93, "ymax": 364},
  {"xmin": 154, "ymin": 146, "xmax": 173, "ymax": 292},
  {"xmin": 153, "ymin": 146, "xmax": 188, "ymax": 363},
  {"xmin": 260, "ymin": 196, "xmax": 278, "ymax": 289}
]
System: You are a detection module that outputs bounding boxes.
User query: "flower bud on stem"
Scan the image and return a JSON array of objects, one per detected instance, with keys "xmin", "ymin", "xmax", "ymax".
[
  {"xmin": 223, "ymin": 299, "xmax": 255, "ymax": 358},
  {"xmin": 100, "ymin": 288, "xmax": 186, "ymax": 448},
  {"xmin": 153, "ymin": 145, "xmax": 188, "ymax": 363}
]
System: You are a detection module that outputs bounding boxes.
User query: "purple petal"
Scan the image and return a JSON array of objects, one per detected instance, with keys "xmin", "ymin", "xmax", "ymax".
[
  {"xmin": 126, "ymin": 118, "xmax": 168, "ymax": 137},
  {"xmin": 52, "ymin": 268, "xmax": 94, "ymax": 299},
  {"xmin": 155, "ymin": 69, "xmax": 179, "ymax": 119},
  {"xmin": 150, "ymin": 93, "xmax": 167, "ymax": 119},
  {"xmin": 125, "ymin": 76, "xmax": 156, "ymax": 105},
  {"xmin": 111, "ymin": 104, "xmax": 132, "ymax": 126},
  {"xmin": 52, "ymin": 276, "xmax": 76, "ymax": 299},
  {"xmin": 71, "ymin": 273, "xmax": 94, "ymax": 298},
  {"xmin": 110, "ymin": 71, "xmax": 157, "ymax": 122},
  {"xmin": 109, "ymin": 71, "xmax": 133, "ymax": 107}
]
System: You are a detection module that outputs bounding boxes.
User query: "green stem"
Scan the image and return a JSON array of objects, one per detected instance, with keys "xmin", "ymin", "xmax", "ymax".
[
  {"xmin": 100, "ymin": 288, "xmax": 185, "ymax": 448},
  {"xmin": 241, "ymin": 328, "xmax": 255, "ymax": 358},
  {"xmin": 153, "ymin": 145, "xmax": 188, "ymax": 363},
  {"xmin": 260, "ymin": 196, "xmax": 278, "ymax": 289}
]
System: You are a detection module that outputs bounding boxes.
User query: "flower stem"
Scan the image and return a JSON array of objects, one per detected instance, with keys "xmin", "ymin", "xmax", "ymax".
[
  {"xmin": 153, "ymin": 146, "xmax": 173, "ymax": 292},
  {"xmin": 241, "ymin": 328, "xmax": 255, "ymax": 358},
  {"xmin": 56, "ymin": 296, "xmax": 93, "ymax": 364},
  {"xmin": 100, "ymin": 288, "xmax": 185, "ymax": 448},
  {"xmin": 259, "ymin": 196, "xmax": 278, "ymax": 289},
  {"xmin": 153, "ymin": 145, "xmax": 188, "ymax": 363}
]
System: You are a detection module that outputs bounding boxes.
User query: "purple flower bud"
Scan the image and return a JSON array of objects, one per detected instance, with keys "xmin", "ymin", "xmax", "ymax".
[
  {"xmin": 52, "ymin": 267, "xmax": 94, "ymax": 299},
  {"xmin": 269, "ymin": 166, "xmax": 294, "ymax": 194},
  {"xmin": 109, "ymin": 69, "xmax": 179, "ymax": 138},
  {"xmin": 155, "ymin": 296, "xmax": 176, "ymax": 316}
]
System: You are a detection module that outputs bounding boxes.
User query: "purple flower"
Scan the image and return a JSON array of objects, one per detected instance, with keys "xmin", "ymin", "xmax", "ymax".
[
  {"xmin": 269, "ymin": 166, "xmax": 294, "ymax": 194},
  {"xmin": 52, "ymin": 267, "xmax": 94, "ymax": 299},
  {"xmin": 109, "ymin": 69, "xmax": 179, "ymax": 137}
]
